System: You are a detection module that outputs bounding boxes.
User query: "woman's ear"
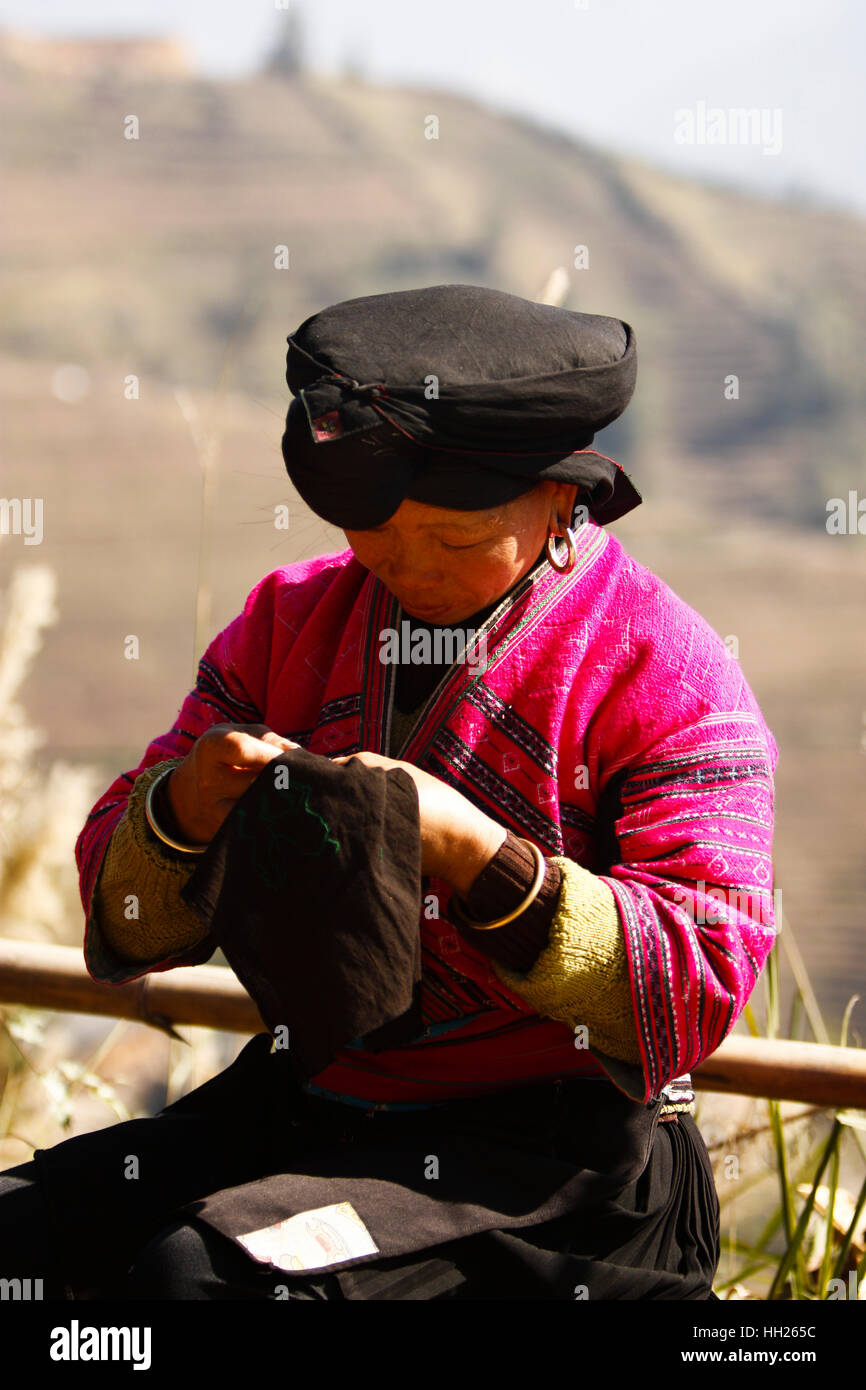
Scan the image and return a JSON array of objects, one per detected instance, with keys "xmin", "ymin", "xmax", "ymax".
[{"xmin": 549, "ymin": 482, "xmax": 580, "ymax": 531}]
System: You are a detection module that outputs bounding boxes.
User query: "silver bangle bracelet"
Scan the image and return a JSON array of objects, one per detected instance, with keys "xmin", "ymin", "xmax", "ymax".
[
  {"xmin": 143, "ymin": 766, "xmax": 209, "ymax": 854},
  {"xmin": 448, "ymin": 838, "xmax": 547, "ymax": 931}
]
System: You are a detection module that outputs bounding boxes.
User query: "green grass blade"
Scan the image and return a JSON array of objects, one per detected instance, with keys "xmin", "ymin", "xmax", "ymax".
[
  {"xmin": 742, "ymin": 1002, "xmax": 761, "ymax": 1039},
  {"xmin": 818, "ymin": 1131, "xmax": 841, "ymax": 1297},
  {"xmin": 788, "ymin": 988, "xmax": 803, "ymax": 1042},
  {"xmin": 840, "ymin": 994, "xmax": 860, "ymax": 1048},
  {"xmin": 768, "ymin": 1118, "xmax": 842, "ymax": 1300},
  {"xmin": 776, "ymin": 905, "xmax": 830, "ymax": 1046},
  {"xmin": 714, "ymin": 1259, "xmax": 774, "ymax": 1292},
  {"xmin": 831, "ymin": 1164, "xmax": 866, "ymax": 1285}
]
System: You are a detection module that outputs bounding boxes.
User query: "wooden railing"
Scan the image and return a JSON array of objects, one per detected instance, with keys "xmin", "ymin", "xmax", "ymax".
[{"xmin": 1, "ymin": 939, "xmax": 865, "ymax": 1108}]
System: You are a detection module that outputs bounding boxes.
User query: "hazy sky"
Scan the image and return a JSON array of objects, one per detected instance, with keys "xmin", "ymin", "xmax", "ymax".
[{"xmin": 3, "ymin": 0, "xmax": 864, "ymax": 217}]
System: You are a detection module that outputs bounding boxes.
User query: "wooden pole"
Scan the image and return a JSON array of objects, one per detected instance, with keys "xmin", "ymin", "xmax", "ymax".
[
  {"xmin": 690, "ymin": 1035, "xmax": 866, "ymax": 1109},
  {"xmin": 0, "ymin": 939, "xmax": 264, "ymax": 1038},
  {"xmin": 1, "ymin": 939, "xmax": 864, "ymax": 1107}
]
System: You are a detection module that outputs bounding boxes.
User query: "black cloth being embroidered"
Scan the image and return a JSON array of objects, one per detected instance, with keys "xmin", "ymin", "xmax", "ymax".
[
  {"xmin": 179, "ymin": 748, "xmax": 424, "ymax": 1081},
  {"xmin": 281, "ymin": 283, "xmax": 641, "ymax": 528}
]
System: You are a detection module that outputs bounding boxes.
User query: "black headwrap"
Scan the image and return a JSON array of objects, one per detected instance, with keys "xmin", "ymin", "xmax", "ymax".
[{"xmin": 281, "ymin": 284, "xmax": 641, "ymax": 528}]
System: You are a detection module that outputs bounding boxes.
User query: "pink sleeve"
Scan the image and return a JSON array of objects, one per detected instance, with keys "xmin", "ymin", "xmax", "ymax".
[{"xmin": 586, "ymin": 597, "xmax": 778, "ymax": 1104}]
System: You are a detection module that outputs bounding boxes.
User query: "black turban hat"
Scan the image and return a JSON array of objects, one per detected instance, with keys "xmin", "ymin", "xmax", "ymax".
[{"xmin": 281, "ymin": 283, "xmax": 641, "ymax": 529}]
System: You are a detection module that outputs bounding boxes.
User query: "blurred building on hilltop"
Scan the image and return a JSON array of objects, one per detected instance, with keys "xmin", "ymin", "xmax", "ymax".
[{"xmin": 0, "ymin": 28, "xmax": 191, "ymax": 79}]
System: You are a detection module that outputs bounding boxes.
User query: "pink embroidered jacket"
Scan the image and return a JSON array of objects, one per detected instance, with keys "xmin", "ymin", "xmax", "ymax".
[{"xmin": 76, "ymin": 520, "xmax": 778, "ymax": 1107}]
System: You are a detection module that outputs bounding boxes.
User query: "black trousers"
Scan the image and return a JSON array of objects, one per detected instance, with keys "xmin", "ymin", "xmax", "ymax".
[{"xmin": 0, "ymin": 1035, "xmax": 720, "ymax": 1300}]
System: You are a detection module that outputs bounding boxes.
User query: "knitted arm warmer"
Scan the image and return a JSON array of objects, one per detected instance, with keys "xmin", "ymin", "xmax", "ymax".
[
  {"xmin": 91, "ymin": 760, "xmax": 212, "ymax": 965},
  {"xmin": 454, "ymin": 832, "xmax": 641, "ymax": 1065}
]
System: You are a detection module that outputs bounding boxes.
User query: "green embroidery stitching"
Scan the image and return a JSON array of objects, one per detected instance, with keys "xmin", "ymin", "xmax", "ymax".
[{"xmin": 234, "ymin": 778, "xmax": 341, "ymax": 890}]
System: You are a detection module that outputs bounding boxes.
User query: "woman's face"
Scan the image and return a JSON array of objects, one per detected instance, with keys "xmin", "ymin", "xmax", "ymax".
[{"xmin": 344, "ymin": 481, "xmax": 578, "ymax": 624}]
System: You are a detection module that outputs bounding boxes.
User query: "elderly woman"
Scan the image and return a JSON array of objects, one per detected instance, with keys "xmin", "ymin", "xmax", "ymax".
[{"xmin": 0, "ymin": 285, "xmax": 777, "ymax": 1301}]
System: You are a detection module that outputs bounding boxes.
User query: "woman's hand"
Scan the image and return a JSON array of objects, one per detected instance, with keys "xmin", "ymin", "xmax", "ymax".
[
  {"xmin": 164, "ymin": 723, "xmax": 301, "ymax": 844},
  {"xmin": 330, "ymin": 750, "xmax": 506, "ymax": 897},
  {"xmin": 165, "ymin": 728, "xmax": 505, "ymax": 894}
]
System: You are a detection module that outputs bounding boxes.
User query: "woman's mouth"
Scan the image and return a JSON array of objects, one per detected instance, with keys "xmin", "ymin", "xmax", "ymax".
[{"xmin": 403, "ymin": 601, "xmax": 450, "ymax": 619}]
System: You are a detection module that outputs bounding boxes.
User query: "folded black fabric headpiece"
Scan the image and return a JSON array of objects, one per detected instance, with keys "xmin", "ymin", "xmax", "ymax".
[
  {"xmin": 180, "ymin": 748, "xmax": 424, "ymax": 1082},
  {"xmin": 281, "ymin": 283, "xmax": 641, "ymax": 529}
]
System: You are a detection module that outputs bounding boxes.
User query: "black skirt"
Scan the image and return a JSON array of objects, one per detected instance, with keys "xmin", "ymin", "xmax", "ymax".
[{"xmin": 14, "ymin": 1034, "xmax": 719, "ymax": 1300}]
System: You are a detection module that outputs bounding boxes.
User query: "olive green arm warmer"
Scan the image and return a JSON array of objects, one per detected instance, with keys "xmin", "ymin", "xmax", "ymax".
[
  {"xmin": 91, "ymin": 760, "xmax": 212, "ymax": 965},
  {"xmin": 488, "ymin": 857, "xmax": 641, "ymax": 1065}
]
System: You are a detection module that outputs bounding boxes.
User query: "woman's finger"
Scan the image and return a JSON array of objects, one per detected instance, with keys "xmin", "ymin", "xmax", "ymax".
[
  {"xmin": 331, "ymin": 751, "xmax": 388, "ymax": 769},
  {"xmin": 209, "ymin": 728, "xmax": 299, "ymax": 771},
  {"xmin": 259, "ymin": 731, "xmax": 301, "ymax": 751}
]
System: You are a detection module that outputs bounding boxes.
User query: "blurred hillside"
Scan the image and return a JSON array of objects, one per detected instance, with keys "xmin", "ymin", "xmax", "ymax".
[
  {"xmin": 1, "ymin": 48, "xmax": 865, "ymax": 525},
  {"xmin": 0, "ymin": 44, "xmax": 864, "ymax": 1027}
]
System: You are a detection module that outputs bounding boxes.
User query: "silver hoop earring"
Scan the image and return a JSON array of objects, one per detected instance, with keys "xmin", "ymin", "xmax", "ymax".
[{"xmin": 546, "ymin": 526, "xmax": 577, "ymax": 574}]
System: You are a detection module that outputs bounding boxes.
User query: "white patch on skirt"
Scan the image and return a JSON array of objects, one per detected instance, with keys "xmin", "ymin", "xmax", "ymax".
[{"xmin": 236, "ymin": 1201, "xmax": 380, "ymax": 1272}]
